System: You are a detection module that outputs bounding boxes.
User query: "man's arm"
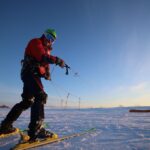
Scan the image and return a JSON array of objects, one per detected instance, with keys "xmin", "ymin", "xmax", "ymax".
[{"xmin": 42, "ymin": 55, "xmax": 65, "ymax": 68}]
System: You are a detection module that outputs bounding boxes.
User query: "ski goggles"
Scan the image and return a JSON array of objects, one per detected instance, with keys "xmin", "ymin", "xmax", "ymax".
[{"xmin": 44, "ymin": 33, "xmax": 55, "ymax": 43}]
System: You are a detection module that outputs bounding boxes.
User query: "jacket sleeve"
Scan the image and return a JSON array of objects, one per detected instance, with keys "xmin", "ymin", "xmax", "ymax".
[
  {"xmin": 42, "ymin": 55, "xmax": 57, "ymax": 64},
  {"xmin": 42, "ymin": 55, "xmax": 65, "ymax": 66}
]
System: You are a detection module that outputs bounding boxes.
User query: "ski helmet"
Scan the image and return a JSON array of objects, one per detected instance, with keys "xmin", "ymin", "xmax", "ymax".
[{"xmin": 44, "ymin": 28, "xmax": 57, "ymax": 42}]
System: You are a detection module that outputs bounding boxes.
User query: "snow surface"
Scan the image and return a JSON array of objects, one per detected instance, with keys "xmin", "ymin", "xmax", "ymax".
[{"xmin": 0, "ymin": 107, "xmax": 150, "ymax": 150}]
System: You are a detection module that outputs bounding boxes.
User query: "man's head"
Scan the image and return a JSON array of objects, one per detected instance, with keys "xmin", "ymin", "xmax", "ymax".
[
  {"xmin": 42, "ymin": 28, "xmax": 57, "ymax": 48},
  {"xmin": 44, "ymin": 29, "xmax": 57, "ymax": 44}
]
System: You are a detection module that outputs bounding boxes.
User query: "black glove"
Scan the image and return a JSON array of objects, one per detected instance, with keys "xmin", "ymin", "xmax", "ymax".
[{"xmin": 56, "ymin": 57, "xmax": 65, "ymax": 68}]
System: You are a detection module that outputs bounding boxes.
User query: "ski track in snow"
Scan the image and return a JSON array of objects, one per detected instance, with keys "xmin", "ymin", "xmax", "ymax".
[{"xmin": 0, "ymin": 107, "xmax": 150, "ymax": 150}]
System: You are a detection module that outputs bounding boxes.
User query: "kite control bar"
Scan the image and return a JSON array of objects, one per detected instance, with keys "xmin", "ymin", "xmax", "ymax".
[{"xmin": 64, "ymin": 64, "xmax": 70, "ymax": 75}]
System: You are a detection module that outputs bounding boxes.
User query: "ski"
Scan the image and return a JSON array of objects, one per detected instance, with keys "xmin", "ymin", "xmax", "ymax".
[
  {"xmin": 11, "ymin": 128, "xmax": 96, "ymax": 150},
  {"xmin": 0, "ymin": 128, "xmax": 20, "ymax": 139}
]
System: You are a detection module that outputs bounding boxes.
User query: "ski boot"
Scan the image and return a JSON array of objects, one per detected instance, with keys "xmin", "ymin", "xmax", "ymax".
[
  {"xmin": 28, "ymin": 128, "xmax": 58, "ymax": 142},
  {"xmin": 37, "ymin": 128, "xmax": 58, "ymax": 139},
  {"xmin": 0, "ymin": 122, "xmax": 16, "ymax": 135}
]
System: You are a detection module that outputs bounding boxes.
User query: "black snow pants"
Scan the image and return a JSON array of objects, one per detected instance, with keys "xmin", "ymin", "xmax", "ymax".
[{"xmin": 1, "ymin": 72, "xmax": 47, "ymax": 137}]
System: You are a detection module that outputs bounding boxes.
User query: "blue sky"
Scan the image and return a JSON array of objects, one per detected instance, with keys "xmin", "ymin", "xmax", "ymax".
[{"xmin": 1, "ymin": 0, "xmax": 150, "ymax": 107}]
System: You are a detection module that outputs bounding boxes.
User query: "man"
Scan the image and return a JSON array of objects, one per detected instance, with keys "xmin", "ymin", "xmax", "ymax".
[{"xmin": 0, "ymin": 28, "xmax": 65, "ymax": 141}]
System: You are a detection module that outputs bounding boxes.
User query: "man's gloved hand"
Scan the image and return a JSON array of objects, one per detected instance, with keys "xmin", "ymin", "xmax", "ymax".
[{"xmin": 56, "ymin": 57, "xmax": 65, "ymax": 68}]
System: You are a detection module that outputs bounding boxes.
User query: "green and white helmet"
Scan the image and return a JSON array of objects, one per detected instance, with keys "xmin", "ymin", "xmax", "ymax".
[{"xmin": 44, "ymin": 28, "xmax": 57, "ymax": 42}]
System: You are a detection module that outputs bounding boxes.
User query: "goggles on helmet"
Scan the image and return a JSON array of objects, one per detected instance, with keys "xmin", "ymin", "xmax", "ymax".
[{"xmin": 44, "ymin": 33, "xmax": 55, "ymax": 43}]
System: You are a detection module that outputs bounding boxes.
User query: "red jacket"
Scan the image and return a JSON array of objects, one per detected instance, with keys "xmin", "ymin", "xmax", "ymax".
[{"xmin": 24, "ymin": 36, "xmax": 57, "ymax": 79}]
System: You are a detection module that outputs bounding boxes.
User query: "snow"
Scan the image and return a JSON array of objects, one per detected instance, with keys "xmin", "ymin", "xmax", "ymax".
[{"xmin": 0, "ymin": 107, "xmax": 150, "ymax": 150}]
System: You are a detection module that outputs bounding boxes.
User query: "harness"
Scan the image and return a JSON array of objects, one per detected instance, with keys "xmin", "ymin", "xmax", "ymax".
[{"xmin": 21, "ymin": 55, "xmax": 50, "ymax": 80}]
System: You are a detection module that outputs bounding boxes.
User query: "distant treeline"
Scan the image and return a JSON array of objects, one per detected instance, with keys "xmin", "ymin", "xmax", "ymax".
[
  {"xmin": 129, "ymin": 109, "xmax": 150, "ymax": 113},
  {"xmin": 0, "ymin": 105, "xmax": 10, "ymax": 109}
]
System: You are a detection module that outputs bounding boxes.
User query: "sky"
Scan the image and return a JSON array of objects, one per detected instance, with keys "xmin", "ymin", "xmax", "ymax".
[{"xmin": 1, "ymin": 0, "xmax": 150, "ymax": 108}]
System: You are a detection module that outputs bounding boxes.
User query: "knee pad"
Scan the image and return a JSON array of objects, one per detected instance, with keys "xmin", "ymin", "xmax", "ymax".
[
  {"xmin": 21, "ymin": 97, "xmax": 34, "ymax": 110},
  {"xmin": 36, "ymin": 91, "xmax": 48, "ymax": 104}
]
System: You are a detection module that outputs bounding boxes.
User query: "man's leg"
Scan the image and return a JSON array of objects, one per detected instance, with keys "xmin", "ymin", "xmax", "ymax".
[
  {"xmin": 28, "ymin": 91, "xmax": 47, "ymax": 140},
  {"xmin": 0, "ymin": 97, "xmax": 34, "ymax": 133}
]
